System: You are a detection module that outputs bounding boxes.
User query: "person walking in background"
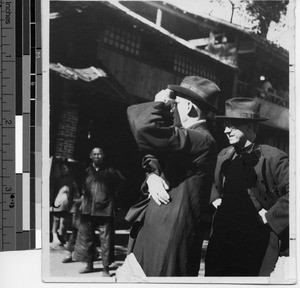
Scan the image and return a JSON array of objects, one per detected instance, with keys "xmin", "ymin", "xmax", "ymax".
[
  {"xmin": 205, "ymin": 98, "xmax": 289, "ymax": 277},
  {"xmin": 50, "ymin": 161, "xmax": 76, "ymax": 247},
  {"xmin": 117, "ymin": 76, "xmax": 220, "ymax": 279},
  {"xmin": 73, "ymin": 147, "xmax": 125, "ymax": 277},
  {"xmin": 61, "ymin": 180, "xmax": 82, "ymax": 263}
]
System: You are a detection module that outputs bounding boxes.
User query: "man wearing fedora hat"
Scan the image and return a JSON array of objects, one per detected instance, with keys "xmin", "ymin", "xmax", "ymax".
[
  {"xmin": 116, "ymin": 76, "xmax": 220, "ymax": 279},
  {"xmin": 205, "ymin": 98, "xmax": 289, "ymax": 277}
]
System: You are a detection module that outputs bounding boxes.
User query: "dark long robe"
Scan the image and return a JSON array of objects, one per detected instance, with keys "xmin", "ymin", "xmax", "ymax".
[
  {"xmin": 126, "ymin": 101, "xmax": 217, "ymax": 276},
  {"xmin": 74, "ymin": 164, "xmax": 123, "ymax": 264},
  {"xmin": 206, "ymin": 144, "xmax": 289, "ymax": 276}
]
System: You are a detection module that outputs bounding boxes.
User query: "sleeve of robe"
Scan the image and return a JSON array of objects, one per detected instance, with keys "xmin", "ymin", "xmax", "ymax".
[
  {"xmin": 127, "ymin": 101, "xmax": 213, "ymax": 154},
  {"xmin": 127, "ymin": 101, "xmax": 182, "ymax": 197},
  {"xmin": 265, "ymin": 148, "xmax": 289, "ymax": 235},
  {"xmin": 209, "ymin": 147, "xmax": 230, "ymax": 204},
  {"xmin": 127, "ymin": 101, "xmax": 216, "ymax": 195},
  {"xmin": 127, "ymin": 101, "xmax": 187, "ymax": 152}
]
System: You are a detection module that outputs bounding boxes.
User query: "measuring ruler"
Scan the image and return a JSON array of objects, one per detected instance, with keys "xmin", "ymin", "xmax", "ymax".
[
  {"xmin": 0, "ymin": 0, "xmax": 40, "ymax": 251},
  {"xmin": 0, "ymin": 0, "xmax": 16, "ymax": 251}
]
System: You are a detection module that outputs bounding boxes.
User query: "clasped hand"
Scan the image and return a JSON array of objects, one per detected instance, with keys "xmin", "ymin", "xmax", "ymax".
[{"xmin": 146, "ymin": 173, "xmax": 170, "ymax": 205}]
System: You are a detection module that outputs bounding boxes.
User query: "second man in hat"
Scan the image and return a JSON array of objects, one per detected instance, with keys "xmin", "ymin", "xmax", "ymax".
[{"xmin": 205, "ymin": 97, "xmax": 289, "ymax": 277}]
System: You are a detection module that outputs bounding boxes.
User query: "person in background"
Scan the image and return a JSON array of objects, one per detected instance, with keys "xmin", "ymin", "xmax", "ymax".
[
  {"xmin": 73, "ymin": 147, "xmax": 125, "ymax": 277},
  {"xmin": 205, "ymin": 97, "xmax": 289, "ymax": 276},
  {"xmin": 117, "ymin": 76, "xmax": 220, "ymax": 279},
  {"xmin": 50, "ymin": 161, "xmax": 76, "ymax": 247},
  {"xmin": 61, "ymin": 179, "xmax": 82, "ymax": 263},
  {"xmin": 260, "ymin": 80, "xmax": 276, "ymax": 98}
]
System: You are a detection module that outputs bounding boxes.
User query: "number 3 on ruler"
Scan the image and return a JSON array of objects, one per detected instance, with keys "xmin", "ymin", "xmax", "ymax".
[{"xmin": 5, "ymin": 187, "xmax": 15, "ymax": 208}]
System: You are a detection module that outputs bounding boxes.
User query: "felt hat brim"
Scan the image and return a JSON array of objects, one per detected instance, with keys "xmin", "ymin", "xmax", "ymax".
[{"xmin": 214, "ymin": 115, "xmax": 269, "ymax": 121}]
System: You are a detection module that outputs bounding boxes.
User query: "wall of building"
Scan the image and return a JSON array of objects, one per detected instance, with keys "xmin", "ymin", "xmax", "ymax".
[
  {"xmin": 96, "ymin": 26, "xmax": 229, "ymax": 104},
  {"xmin": 98, "ymin": 48, "xmax": 180, "ymax": 101},
  {"xmin": 54, "ymin": 105, "xmax": 79, "ymax": 159},
  {"xmin": 50, "ymin": 2, "xmax": 290, "ymax": 214}
]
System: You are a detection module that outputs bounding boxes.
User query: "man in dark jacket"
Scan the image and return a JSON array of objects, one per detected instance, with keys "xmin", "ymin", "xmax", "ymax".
[
  {"xmin": 117, "ymin": 76, "xmax": 221, "ymax": 279},
  {"xmin": 73, "ymin": 147, "xmax": 124, "ymax": 276},
  {"xmin": 205, "ymin": 97, "xmax": 289, "ymax": 277}
]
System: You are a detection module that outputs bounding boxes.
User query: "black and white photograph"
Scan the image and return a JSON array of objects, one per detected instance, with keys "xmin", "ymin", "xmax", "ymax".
[{"xmin": 42, "ymin": 0, "xmax": 296, "ymax": 284}]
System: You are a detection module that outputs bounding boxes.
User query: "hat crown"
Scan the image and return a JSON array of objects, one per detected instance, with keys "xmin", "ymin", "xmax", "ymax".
[
  {"xmin": 168, "ymin": 76, "xmax": 221, "ymax": 113},
  {"xmin": 180, "ymin": 76, "xmax": 220, "ymax": 101},
  {"xmin": 218, "ymin": 98, "xmax": 267, "ymax": 121},
  {"xmin": 225, "ymin": 98, "xmax": 262, "ymax": 119},
  {"xmin": 214, "ymin": 97, "xmax": 268, "ymax": 121}
]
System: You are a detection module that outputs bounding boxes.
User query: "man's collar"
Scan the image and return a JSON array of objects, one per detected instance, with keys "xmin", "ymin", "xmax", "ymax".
[
  {"xmin": 196, "ymin": 119, "xmax": 207, "ymax": 125},
  {"xmin": 92, "ymin": 163, "xmax": 100, "ymax": 171},
  {"xmin": 234, "ymin": 143, "xmax": 255, "ymax": 154}
]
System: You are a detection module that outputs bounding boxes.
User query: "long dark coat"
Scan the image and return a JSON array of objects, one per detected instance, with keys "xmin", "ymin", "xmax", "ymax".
[
  {"xmin": 126, "ymin": 101, "xmax": 217, "ymax": 276},
  {"xmin": 206, "ymin": 144, "xmax": 289, "ymax": 276},
  {"xmin": 80, "ymin": 164, "xmax": 122, "ymax": 217},
  {"xmin": 74, "ymin": 164, "xmax": 123, "ymax": 263}
]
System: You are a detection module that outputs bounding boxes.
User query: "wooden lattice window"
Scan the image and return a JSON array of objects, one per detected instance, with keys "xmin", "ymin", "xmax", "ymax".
[
  {"xmin": 174, "ymin": 53, "xmax": 220, "ymax": 85},
  {"xmin": 103, "ymin": 25, "xmax": 141, "ymax": 56}
]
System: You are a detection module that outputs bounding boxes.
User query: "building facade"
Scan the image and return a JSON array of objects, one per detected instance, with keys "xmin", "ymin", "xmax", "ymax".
[{"xmin": 49, "ymin": 1, "xmax": 290, "ymax": 207}]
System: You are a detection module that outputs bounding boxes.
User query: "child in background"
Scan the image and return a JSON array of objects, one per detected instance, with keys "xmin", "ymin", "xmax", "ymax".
[{"xmin": 50, "ymin": 161, "xmax": 76, "ymax": 247}]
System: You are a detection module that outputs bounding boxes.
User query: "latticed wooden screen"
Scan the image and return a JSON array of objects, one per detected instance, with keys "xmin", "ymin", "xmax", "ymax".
[
  {"xmin": 174, "ymin": 53, "xmax": 220, "ymax": 85},
  {"xmin": 103, "ymin": 25, "xmax": 141, "ymax": 56}
]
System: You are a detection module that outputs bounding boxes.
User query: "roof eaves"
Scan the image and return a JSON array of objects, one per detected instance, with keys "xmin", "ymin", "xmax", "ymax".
[
  {"xmin": 49, "ymin": 62, "xmax": 137, "ymax": 104},
  {"xmin": 159, "ymin": 1, "xmax": 253, "ymax": 34},
  {"xmin": 109, "ymin": 1, "xmax": 237, "ymax": 69},
  {"xmin": 160, "ymin": 1, "xmax": 289, "ymax": 60}
]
